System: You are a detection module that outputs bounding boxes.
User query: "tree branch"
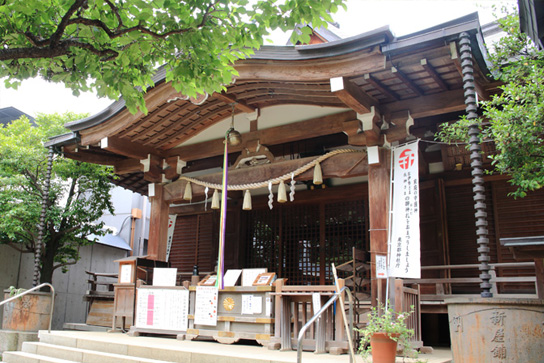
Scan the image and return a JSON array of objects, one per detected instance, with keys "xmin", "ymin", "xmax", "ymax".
[{"xmin": 50, "ymin": 0, "xmax": 87, "ymax": 46}]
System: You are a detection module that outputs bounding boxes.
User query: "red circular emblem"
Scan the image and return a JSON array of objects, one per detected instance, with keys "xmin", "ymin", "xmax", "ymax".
[{"xmin": 398, "ymin": 149, "xmax": 415, "ymax": 170}]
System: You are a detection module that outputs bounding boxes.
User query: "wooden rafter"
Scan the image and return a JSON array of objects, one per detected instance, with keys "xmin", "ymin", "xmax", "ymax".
[
  {"xmin": 213, "ymin": 91, "xmax": 257, "ymax": 113},
  {"xmin": 79, "ymin": 81, "xmax": 185, "ymax": 146},
  {"xmin": 391, "ymin": 66, "xmax": 424, "ymax": 96},
  {"xmin": 420, "ymin": 58, "xmax": 449, "ymax": 91},
  {"xmin": 363, "ymin": 73, "xmax": 399, "ymax": 101},
  {"xmin": 330, "ymin": 76, "xmax": 378, "ymax": 114}
]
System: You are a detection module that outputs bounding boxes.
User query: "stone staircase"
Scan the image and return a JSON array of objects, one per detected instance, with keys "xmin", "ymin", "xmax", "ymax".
[{"xmin": 1, "ymin": 330, "xmax": 341, "ymax": 363}]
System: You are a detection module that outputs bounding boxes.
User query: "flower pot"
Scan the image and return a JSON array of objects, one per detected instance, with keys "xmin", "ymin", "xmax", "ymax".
[
  {"xmin": 370, "ymin": 332, "xmax": 399, "ymax": 363},
  {"xmin": 2, "ymin": 290, "xmax": 52, "ymax": 332}
]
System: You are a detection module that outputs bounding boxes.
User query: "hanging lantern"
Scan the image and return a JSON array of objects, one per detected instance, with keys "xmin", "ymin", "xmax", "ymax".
[
  {"xmin": 211, "ymin": 189, "xmax": 220, "ymax": 209},
  {"xmin": 313, "ymin": 162, "xmax": 323, "ymax": 185},
  {"xmin": 242, "ymin": 190, "xmax": 252, "ymax": 210},
  {"xmin": 183, "ymin": 182, "xmax": 192, "ymax": 201},
  {"xmin": 277, "ymin": 181, "xmax": 287, "ymax": 203}
]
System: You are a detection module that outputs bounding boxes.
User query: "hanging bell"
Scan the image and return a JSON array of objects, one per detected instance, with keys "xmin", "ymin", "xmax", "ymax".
[
  {"xmin": 242, "ymin": 190, "xmax": 252, "ymax": 210},
  {"xmin": 277, "ymin": 181, "xmax": 287, "ymax": 203},
  {"xmin": 227, "ymin": 129, "xmax": 242, "ymax": 146},
  {"xmin": 211, "ymin": 189, "xmax": 220, "ymax": 209},
  {"xmin": 183, "ymin": 182, "xmax": 192, "ymax": 201},
  {"xmin": 313, "ymin": 162, "xmax": 323, "ymax": 185}
]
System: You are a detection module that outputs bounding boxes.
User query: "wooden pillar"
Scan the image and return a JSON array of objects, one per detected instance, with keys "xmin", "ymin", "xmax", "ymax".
[
  {"xmin": 535, "ymin": 258, "xmax": 544, "ymax": 299},
  {"xmin": 368, "ymin": 148, "xmax": 391, "ymax": 305},
  {"xmin": 147, "ymin": 183, "xmax": 170, "ymax": 261}
]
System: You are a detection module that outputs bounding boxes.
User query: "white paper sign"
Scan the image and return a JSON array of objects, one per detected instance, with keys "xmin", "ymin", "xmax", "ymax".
[
  {"xmin": 223, "ymin": 269, "xmax": 242, "ymax": 287},
  {"xmin": 265, "ymin": 297, "xmax": 272, "ymax": 317},
  {"xmin": 388, "ymin": 142, "xmax": 421, "ymax": 278},
  {"xmin": 312, "ymin": 293, "xmax": 322, "ymax": 315},
  {"xmin": 241, "ymin": 294, "xmax": 253, "ymax": 315},
  {"xmin": 152, "ymin": 268, "xmax": 177, "ymax": 287},
  {"xmin": 252, "ymin": 296, "xmax": 262, "ymax": 314},
  {"xmin": 120, "ymin": 264, "xmax": 132, "ymax": 283},
  {"xmin": 135, "ymin": 288, "xmax": 189, "ymax": 331},
  {"xmin": 194, "ymin": 286, "xmax": 218, "ymax": 326},
  {"xmin": 376, "ymin": 255, "xmax": 387, "ymax": 279}
]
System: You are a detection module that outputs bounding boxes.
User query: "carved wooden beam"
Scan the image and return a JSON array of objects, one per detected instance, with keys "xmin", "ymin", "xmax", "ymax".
[
  {"xmin": 358, "ymin": 106, "xmax": 382, "ymax": 146},
  {"xmin": 330, "ymin": 76, "xmax": 378, "ymax": 114},
  {"xmin": 101, "ymin": 136, "xmax": 161, "ymax": 160},
  {"xmin": 342, "ymin": 119, "xmax": 366, "ymax": 146},
  {"xmin": 382, "ymin": 88, "xmax": 465, "ymax": 119},
  {"xmin": 235, "ymin": 48, "xmax": 386, "ymax": 81},
  {"xmin": 384, "ymin": 110, "xmax": 414, "ymax": 142},
  {"xmin": 114, "ymin": 158, "xmax": 142, "ymax": 174},
  {"xmin": 164, "ymin": 151, "xmax": 368, "ymax": 203},
  {"xmin": 213, "ymin": 92, "xmax": 257, "ymax": 113},
  {"xmin": 163, "ymin": 156, "xmax": 187, "ymax": 180},
  {"xmin": 63, "ymin": 149, "xmax": 123, "ymax": 166},
  {"xmin": 141, "ymin": 154, "xmax": 164, "ymax": 183},
  {"xmin": 166, "ymin": 111, "xmax": 356, "ymax": 161}
]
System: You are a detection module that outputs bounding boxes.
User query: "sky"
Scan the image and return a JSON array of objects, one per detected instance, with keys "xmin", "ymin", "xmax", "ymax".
[{"xmin": 0, "ymin": 0, "xmax": 516, "ymax": 118}]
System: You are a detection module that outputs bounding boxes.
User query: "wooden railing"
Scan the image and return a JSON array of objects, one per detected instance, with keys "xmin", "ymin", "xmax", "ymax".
[
  {"xmin": 401, "ymin": 262, "xmax": 538, "ymax": 313},
  {"xmin": 394, "ymin": 279, "xmax": 423, "ymax": 349},
  {"xmin": 270, "ymin": 278, "xmax": 350, "ymax": 354}
]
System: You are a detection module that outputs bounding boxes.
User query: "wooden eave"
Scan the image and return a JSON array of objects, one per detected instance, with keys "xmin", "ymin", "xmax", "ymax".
[{"xmin": 48, "ymin": 13, "xmax": 500, "ymax": 196}]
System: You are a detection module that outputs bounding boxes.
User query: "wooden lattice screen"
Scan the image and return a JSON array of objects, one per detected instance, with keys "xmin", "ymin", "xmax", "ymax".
[
  {"xmin": 169, "ymin": 213, "xmax": 215, "ymax": 278},
  {"xmin": 245, "ymin": 198, "xmax": 368, "ymax": 285}
]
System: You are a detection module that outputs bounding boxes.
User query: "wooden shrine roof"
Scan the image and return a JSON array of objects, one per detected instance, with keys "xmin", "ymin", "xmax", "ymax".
[{"xmin": 47, "ymin": 13, "xmax": 501, "ymax": 196}]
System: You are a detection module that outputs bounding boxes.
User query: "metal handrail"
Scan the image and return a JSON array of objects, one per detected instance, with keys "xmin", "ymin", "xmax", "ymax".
[
  {"xmin": 296, "ymin": 285, "xmax": 355, "ymax": 363},
  {"xmin": 0, "ymin": 283, "xmax": 55, "ymax": 333}
]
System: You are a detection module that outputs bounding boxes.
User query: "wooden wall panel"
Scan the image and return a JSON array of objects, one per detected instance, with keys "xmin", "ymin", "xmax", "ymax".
[{"xmin": 444, "ymin": 183, "xmax": 496, "ymax": 293}]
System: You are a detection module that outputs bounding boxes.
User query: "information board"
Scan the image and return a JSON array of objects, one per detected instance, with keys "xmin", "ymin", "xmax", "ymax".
[
  {"xmin": 194, "ymin": 286, "xmax": 218, "ymax": 326},
  {"xmin": 135, "ymin": 288, "xmax": 189, "ymax": 331}
]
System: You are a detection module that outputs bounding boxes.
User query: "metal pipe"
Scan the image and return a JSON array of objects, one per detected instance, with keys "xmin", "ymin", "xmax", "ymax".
[
  {"xmin": 296, "ymin": 286, "xmax": 354, "ymax": 363},
  {"xmin": 459, "ymin": 32, "xmax": 492, "ymax": 298},
  {"xmin": 0, "ymin": 283, "xmax": 55, "ymax": 333}
]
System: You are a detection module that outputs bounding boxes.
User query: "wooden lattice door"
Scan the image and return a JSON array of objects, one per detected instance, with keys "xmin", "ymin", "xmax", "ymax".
[{"xmin": 245, "ymin": 197, "xmax": 368, "ymax": 285}]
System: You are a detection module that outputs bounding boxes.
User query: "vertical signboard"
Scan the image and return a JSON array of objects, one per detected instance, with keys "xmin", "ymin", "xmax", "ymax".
[
  {"xmin": 165, "ymin": 214, "xmax": 177, "ymax": 262},
  {"xmin": 388, "ymin": 142, "xmax": 421, "ymax": 278}
]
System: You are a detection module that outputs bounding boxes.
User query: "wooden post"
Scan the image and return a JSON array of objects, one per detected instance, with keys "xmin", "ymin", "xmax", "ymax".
[
  {"xmin": 147, "ymin": 183, "xmax": 170, "ymax": 261},
  {"xmin": 368, "ymin": 148, "xmax": 391, "ymax": 305}
]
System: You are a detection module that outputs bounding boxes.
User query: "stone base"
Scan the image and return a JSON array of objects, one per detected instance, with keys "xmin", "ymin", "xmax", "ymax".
[
  {"xmin": 0, "ymin": 330, "xmax": 38, "ymax": 353},
  {"xmin": 447, "ymin": 297, "xmax": 544, "ymax": 362}
]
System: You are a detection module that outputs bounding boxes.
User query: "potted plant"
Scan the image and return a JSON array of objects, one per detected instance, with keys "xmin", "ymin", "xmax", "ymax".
[{"xmin": 356, "ymin": 302, "xmax": 416, "ymax": 363}]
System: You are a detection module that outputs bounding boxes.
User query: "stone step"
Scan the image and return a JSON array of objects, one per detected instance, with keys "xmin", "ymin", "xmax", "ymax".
[
  {"xmin": 21, "ymin": 342, "xmax": 172, "ymax": 363},
  {"xmin": 2, "ymin": 351, "xmax": 76, "ymax": 363},
  {"xmin": 35, "ymin": 331, "xmax": 289, "ymax": 363}
]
